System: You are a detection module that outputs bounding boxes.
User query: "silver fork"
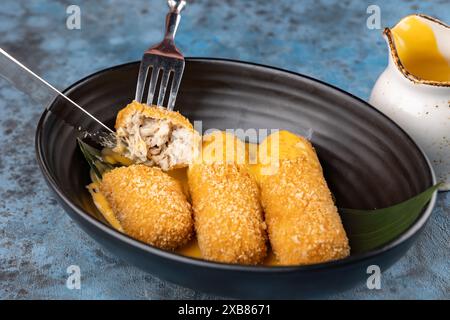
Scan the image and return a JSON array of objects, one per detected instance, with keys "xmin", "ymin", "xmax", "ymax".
[{"xmin": 135, "ymin": 0, "xmax": 186, "ymax": 110}]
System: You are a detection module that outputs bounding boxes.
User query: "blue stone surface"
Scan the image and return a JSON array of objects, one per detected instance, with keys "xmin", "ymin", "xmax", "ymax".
[{"xmin": 0, "ymin": 0, "xmax": 448, "ymax": 299}]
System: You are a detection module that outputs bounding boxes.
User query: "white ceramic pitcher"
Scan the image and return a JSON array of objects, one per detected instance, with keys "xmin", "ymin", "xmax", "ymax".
[{"xmin": 370, "ymin": 14, "xmax": 450, "ymax": 191}]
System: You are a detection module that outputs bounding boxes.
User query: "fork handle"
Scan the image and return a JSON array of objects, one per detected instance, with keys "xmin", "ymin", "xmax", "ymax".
[{"xmin": 165, "ymin": 0, "xmax": 186, "ymax": 40}]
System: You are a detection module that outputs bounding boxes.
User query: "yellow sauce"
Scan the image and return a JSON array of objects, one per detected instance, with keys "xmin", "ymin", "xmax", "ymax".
[
  {"xmin": 177, "ymin": 238, "xmax": 279, "ymax": 266},
  {"xmin": 101, "ymin": 147, "xmax": 134, "ymax": 166},
  {"xmin": 166, "ymin": 167, "xmax": 190, "ymax": 197},
  {"xmin": 391, "ymin": 16, "xmax": 450, "ymax": 82},
  {"xmin": 87, "ymin": 181, "xmax": 124, "ymax": 232},
  {"xmin": 91, "ymin": 132, "xmax": 306, "ymax": 266},
  {"xmin": 176, "ymin": 239, "xmax": 202, "ymax": 259}
]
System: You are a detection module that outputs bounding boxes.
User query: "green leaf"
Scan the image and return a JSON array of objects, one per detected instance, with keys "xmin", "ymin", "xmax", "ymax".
[
  {"xmin": 77, "ymin": 138, "xmax": 114, "ymax": 180},
  {"xmin": 340, "ymin": 184, "xmax": 440, "ymax": 254}
]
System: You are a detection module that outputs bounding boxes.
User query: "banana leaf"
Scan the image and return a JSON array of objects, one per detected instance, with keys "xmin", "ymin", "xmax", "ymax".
[
  {"xmin": 340, "ymin": 184, "xmax": 439, "ymax": 254},
  {"xmin": 77, "ymin": 138, "xmax": 114, "ymax": 180}
]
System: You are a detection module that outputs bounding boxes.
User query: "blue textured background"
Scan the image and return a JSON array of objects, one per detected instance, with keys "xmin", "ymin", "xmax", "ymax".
[{"xmin": 0, "ymin": 0, "xmax": 448, "ymax": 299}]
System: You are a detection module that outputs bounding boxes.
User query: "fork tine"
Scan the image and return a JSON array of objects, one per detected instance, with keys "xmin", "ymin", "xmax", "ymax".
[
  {"xmin": 137, "ymin": 0, "xmax": 186, "ymax": 107},
  {"xmin": 156, "ymin": 70, "xmax": 171, "ymax": 107},
  {"xmin": 135, "ymin": 63, "xmax": 149, "ymax": 102},
  {"xmin": 167, "ymin": 68, "xmax": 183, "ymax": 110},
  {"xmin": 146, "ymin": 67, "xmax": 160, "ymax": 105}
]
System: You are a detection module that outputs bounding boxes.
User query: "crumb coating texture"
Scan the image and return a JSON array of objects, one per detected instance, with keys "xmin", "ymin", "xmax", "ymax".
[
  {"xmin": 100, "ymin": 165, "xmax": 193, "ymax": 250},
  {"xmin": 188, "ymin": 162, "xmax": 267, "ymax": 265},
  {"xmin": 115, "ymin": 101, "xmax": 194, "ymax": 131},
  {"xmin": 259, "ymin": 133, "xmax": 350, "ymax": 265}
]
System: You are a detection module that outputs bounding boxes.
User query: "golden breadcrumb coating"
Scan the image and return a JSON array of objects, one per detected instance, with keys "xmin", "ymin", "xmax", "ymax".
[
  {"xmin": 257, "ymin": 131, "xmax": 350, "ymax": 265},
  {"xmin": 188, "ymin": 131, "xmax": 267, "ymax": 264},
  {"xmin": 99, "ymin": 165, "xmax": 193, "ymax": 250},
  {"xmin": 115, "ymin": 100, "xmax": 194, "ymax": 131},
  {"xmin": 198, "ymin": 130, "xmax": 247, "ymax": 165},
  {"xmin": 251, "ymin": 130, "xmax": 320, "ymax": 181},
  {"xmin": 188, "ymin": 163, "xmax": 267, "ymax": 264}
]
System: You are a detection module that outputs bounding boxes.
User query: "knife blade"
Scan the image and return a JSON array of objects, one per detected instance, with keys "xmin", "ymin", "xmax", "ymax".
[{"xmin": 0, "ymin": 47, "xmax": 116, "ymax": 147}]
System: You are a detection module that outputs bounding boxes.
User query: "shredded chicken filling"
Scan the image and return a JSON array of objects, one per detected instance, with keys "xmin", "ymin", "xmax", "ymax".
[{"xmin": 116, "ymin": 112, "xmax": 194, "ymax": 170}]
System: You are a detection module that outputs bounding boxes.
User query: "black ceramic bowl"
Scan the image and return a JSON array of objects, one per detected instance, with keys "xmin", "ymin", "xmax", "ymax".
[{"xmin": 35, "ymin": 59, "xmax": 436, "ymax": 299}]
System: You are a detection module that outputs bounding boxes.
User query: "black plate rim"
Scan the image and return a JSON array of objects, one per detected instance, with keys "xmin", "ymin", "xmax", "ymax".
[{"xmin": 35, "ymin": 58, "xmax": 438, "ymax": 273}]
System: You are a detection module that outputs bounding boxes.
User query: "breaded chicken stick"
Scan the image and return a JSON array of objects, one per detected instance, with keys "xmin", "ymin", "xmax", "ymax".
[
  {"xmin": 100, "ymin": 164, "xmax": 193, "ymax": 250},
  {"xmin": 256, "ymin": 131, "xmax": 350, "ymax": 265},
  {"xmin": 188, "ymin": 131, "xmax": 267, "ymax": 264},
  {"xmin": 114, "ymin": 101, "xmax": 200, "ymax": 170}
]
